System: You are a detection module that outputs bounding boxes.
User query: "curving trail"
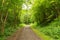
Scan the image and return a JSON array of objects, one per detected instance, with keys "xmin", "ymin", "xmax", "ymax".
[{"xmin": 7, "ymin": 25, "xmax": 42, "ymax": 40}]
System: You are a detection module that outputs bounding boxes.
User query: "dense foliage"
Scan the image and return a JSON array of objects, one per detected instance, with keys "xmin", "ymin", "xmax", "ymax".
[
  {"xmin": 0, "ymin": 0, "xmax": 60, "ymax": 40},
  {"xmin": 31, "ymin": 0, "xmax": 60, "ymax": 40},
  {"xmin": 0, "ymin": 0, "xmax": 24, "ymax": 40},
  {"xmin": 20, "ymin": 10, "xmax": 31, "ymax": 24},
  {"xmin": 31, "ymin": 0, "xmax": 60, "ymax": 26}
]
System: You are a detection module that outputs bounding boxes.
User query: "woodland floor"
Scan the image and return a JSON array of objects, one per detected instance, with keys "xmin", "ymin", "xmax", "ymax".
[{"xmin": 6, "ymin": 25, "xmax": 42, "ymax": 40}]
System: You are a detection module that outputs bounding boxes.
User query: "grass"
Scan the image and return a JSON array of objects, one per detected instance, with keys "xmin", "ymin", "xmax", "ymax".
[
  {"xmin": 31, "ymin": 27, "xmax": 53, "ymax": 40},
  {"xmin": 39, "ymin": 17, "xmax": 60, "ymax": 40},
  {"xmin": 30, "ymin": 17, "xmax": 60, "ymax": 40},
  {"xmin": 30, "ymin": 23, "xmax": 54, "ymax": 40}
]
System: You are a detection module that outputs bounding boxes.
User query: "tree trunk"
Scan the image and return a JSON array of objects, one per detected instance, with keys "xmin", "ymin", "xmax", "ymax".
[{"xmin": 1, "ymin": 12, "xmax": 8, "ymax": 35}]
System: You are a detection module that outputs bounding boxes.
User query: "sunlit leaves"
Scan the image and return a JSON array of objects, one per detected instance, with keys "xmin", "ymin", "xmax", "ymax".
[{"xmin": 31, "ymin": 0, "xmax": 60, "ymax": 26}]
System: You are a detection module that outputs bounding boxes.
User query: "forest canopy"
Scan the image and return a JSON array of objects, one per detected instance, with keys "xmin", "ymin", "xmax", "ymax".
[
  {"xmin": 0, "ymin": 0, "xmax": 60, "ymax": 40},
  {"xmin": 31, "ymin": 0, "xmax": 60, "ymax": 26}
]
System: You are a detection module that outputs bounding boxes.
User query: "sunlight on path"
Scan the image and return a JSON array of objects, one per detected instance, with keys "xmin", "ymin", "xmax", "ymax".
[{"xmin": 24, "ymin": 25, "xmax": 30, "ymax": 27}]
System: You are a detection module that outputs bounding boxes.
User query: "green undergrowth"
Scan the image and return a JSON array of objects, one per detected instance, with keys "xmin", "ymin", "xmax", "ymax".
[
  {"xmin": 31, "ymin": 24, "xmax": 53, "ymax": 40},
  {"xmin": 39, "ymin": 17, "xmax": 60, "ymax": 40},
  {"xmin": 31, "ymin": 17, "xmax": 60, "ymax": 40},
  {"xmin": 0, "ymin": 24, "xmax": 24, "ymax": 40}
]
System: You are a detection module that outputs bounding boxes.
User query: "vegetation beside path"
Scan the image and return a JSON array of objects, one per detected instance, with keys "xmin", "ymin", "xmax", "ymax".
[
  {"xmin": 0, "ymin": 0, "xmax": 60, "ymax": 40},
  {"xmin": 31, "ymin": 24, "xmax": 53, "ymax": 40},
  {"xmin": 0, "ymin": 24, "xmax": 24, "ymax": 40},
  {"xmin": 30, "ymin": 17, "xmax": 60, "ymax": 40}
]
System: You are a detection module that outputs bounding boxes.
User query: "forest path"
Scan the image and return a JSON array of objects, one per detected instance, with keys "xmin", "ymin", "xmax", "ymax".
[{"xmin": 7, "ymin": 25, "xmax": 42, "ymax": 40}]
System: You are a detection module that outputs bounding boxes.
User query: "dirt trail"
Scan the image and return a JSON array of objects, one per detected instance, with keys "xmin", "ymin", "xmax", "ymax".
[{"xmin": 7, "ymin": 25, "xmax": 42, "ymax": 40}]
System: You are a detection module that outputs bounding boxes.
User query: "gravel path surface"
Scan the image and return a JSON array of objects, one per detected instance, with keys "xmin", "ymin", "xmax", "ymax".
[{"xmin": 7, "ymin": 25, "xmax": 42, "ymax": 40}]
